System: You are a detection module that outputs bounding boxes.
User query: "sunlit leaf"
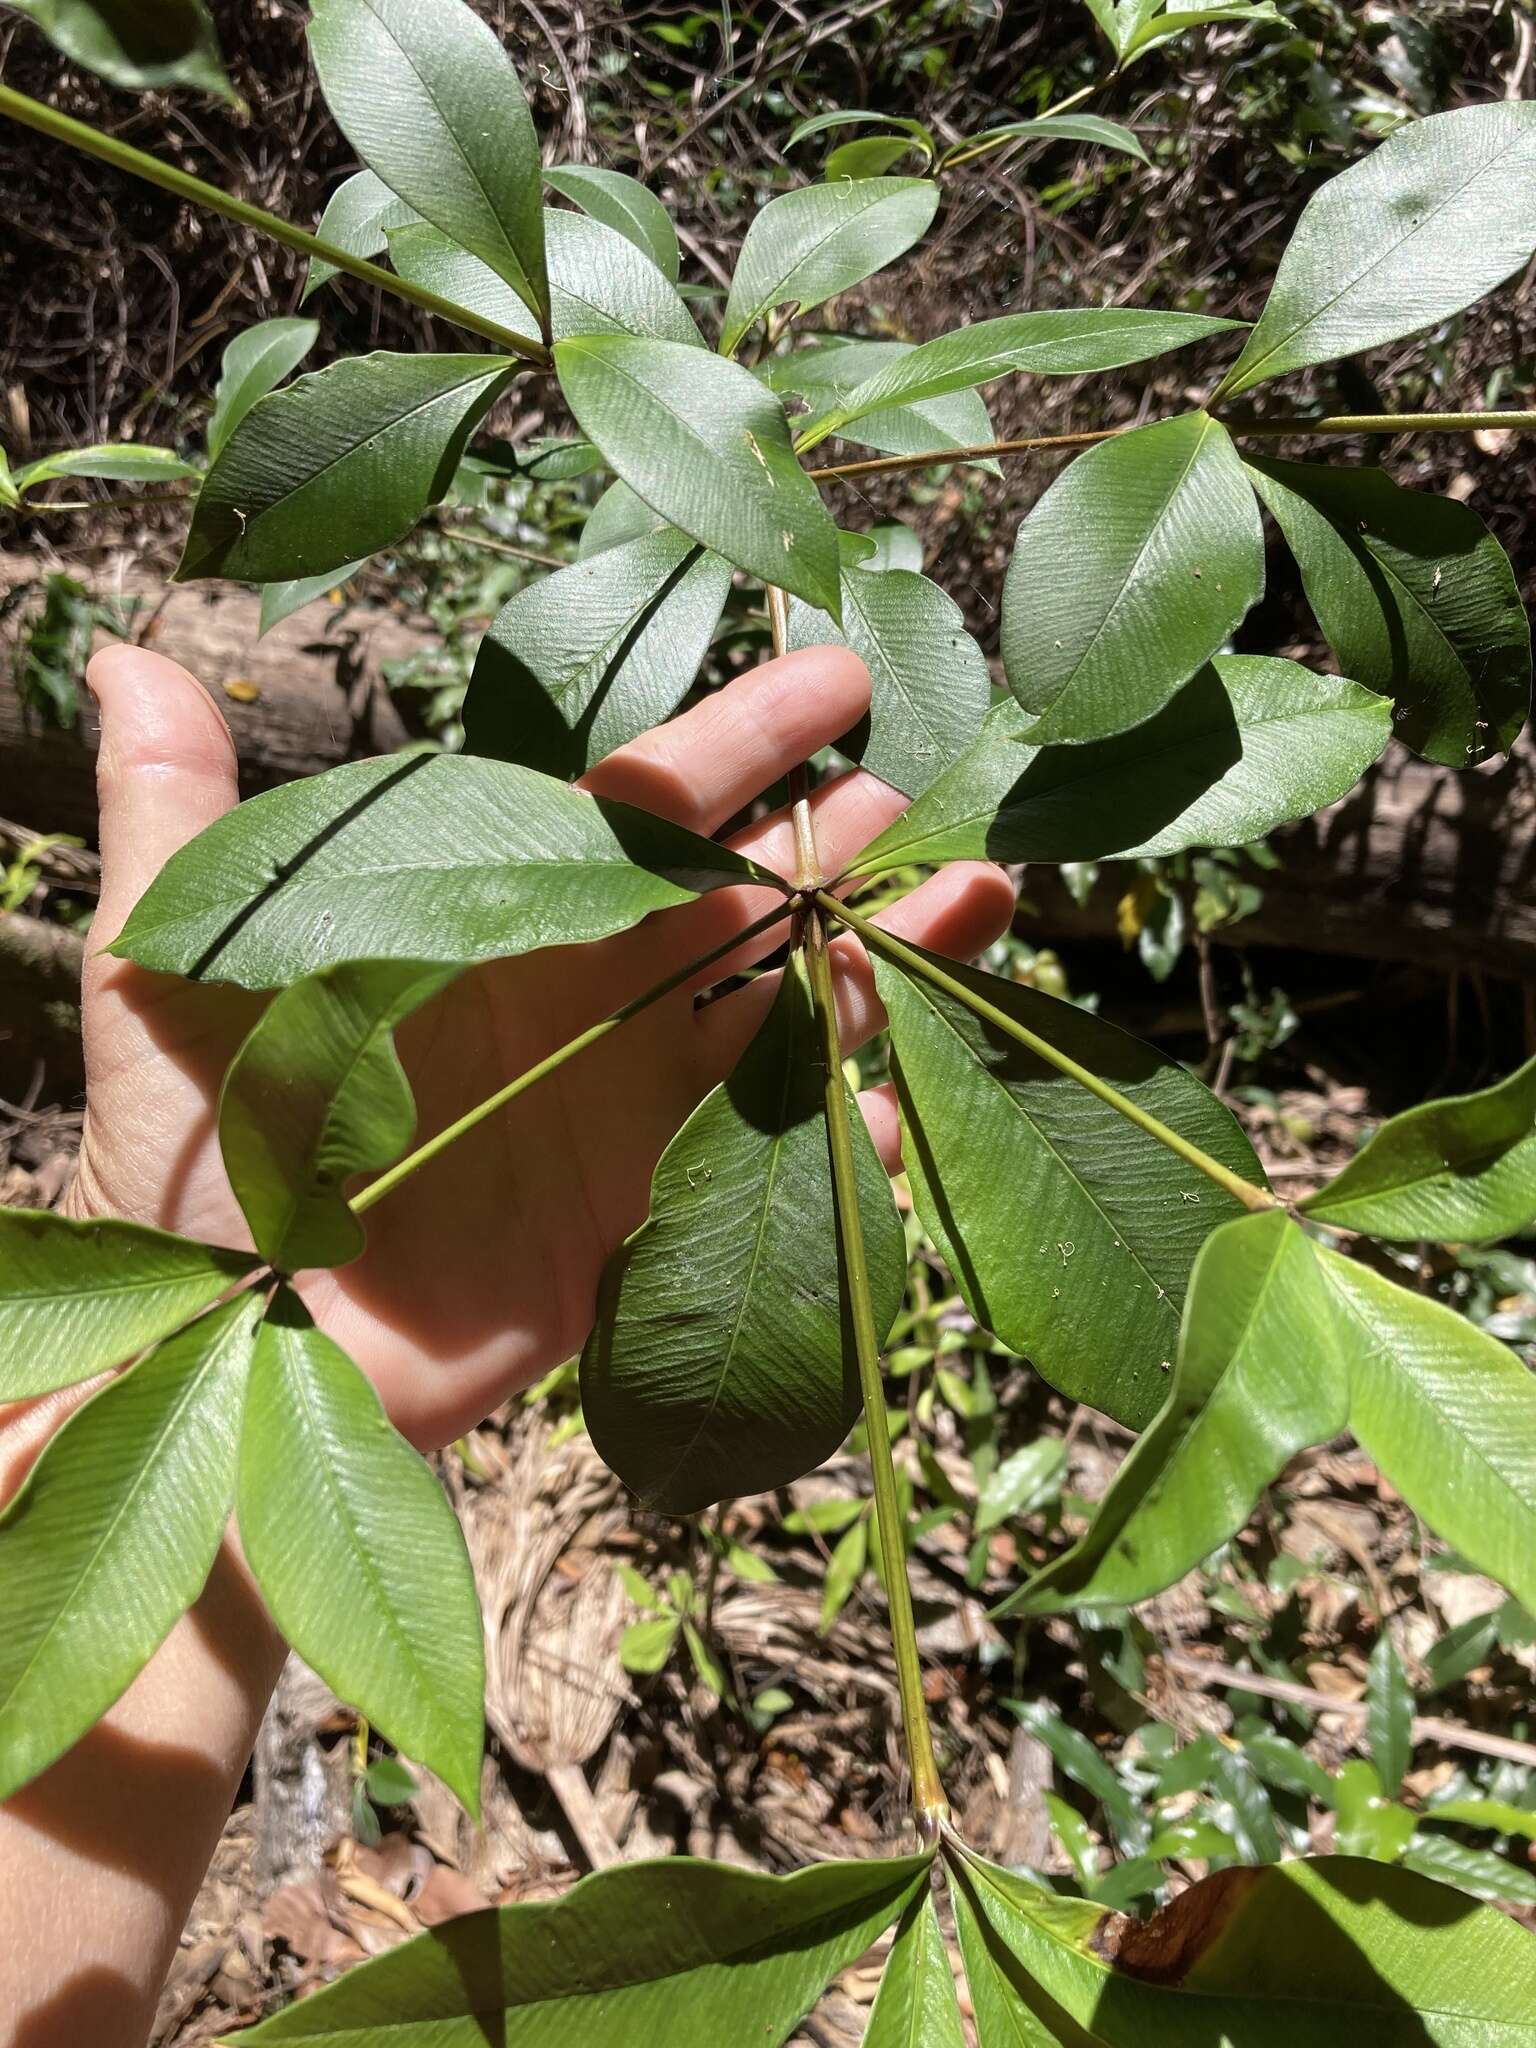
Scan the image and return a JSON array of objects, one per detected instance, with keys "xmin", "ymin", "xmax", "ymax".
[
  {"xmin": 12, "ymin": 444, "xmax": 199, "ymax": 491},
  {"xmin": 975, "ymin": 1439, "xmax": 1067, "ymax": 1534},
  {"xmin": 206, "ymin": 318, "xmax": 318, "ymax": 462},
  {"xmin": 865, "ymin": 1892, "xmax": 966, "ymax": 2048},
  {"xmin": 766, "ymin": 339, "xmax": 1000, "ymax": 473},
  {"xmin": 257, "ymin": 561, "xmax": 369, "ymax": 638},
  {"xmin": 583, "ymin": 962, "xmax": 906, "ymax": 1514},
  {"xmin": 1366, "ymin": 1635, "xmax": 1414, "ymax": 1798},
  {"xmin": 302, "ymin": 167, "xmax": 418, "ymax": 302},
  {"xmin": 948, "ymin": 113, "xmax": 1149, "ymax": 164}
]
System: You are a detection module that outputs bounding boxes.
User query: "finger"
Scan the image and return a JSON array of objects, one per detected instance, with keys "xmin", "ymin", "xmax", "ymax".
[
  {"xmin": 87, "ymin": 647, "xmax": 241, "ymax": 949},
  {"xmin": 694, "ymin": 860, "xmax": 1016, "ymax": 1071},
  {"xmin": 579, "ymin": 644, "xmax": 871, "ymax": 836},
  {"xmin": 858, "ymin": 1083, "xmax": 902, "ymax": 1175}
]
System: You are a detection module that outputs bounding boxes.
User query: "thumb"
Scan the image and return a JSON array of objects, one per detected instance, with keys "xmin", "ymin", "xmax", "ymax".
[{"xmin": 86, "ymin": 646, "xmax": 240, "ymax": 948}]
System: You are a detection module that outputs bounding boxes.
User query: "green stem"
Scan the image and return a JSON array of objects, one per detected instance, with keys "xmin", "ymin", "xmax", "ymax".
[
  {"xmin": 819, "ymin": 892, "xmax": 1279, "ymax": 1217},
  {"xmin": 0, "ymin": 84, "xmax": 550, "ymax": 367},
  {"xmin": 351, "ymin": 899, "xmax": 794, "ymax": 1217},
  {"xmin": 803, "ymin": 409, "xmax": 1536, "ymax": 483},
  {"xmin": 766, "ymin": 585, "xmax": 823, "ymax": 890},
  {"xmin": 802, "ymin": 905, "xmax": 950, "ymax": 1845}
]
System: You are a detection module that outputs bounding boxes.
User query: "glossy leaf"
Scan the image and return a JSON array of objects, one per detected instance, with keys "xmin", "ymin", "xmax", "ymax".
[
  {"xmin": 219, "ymin": 961, "xmax": 457, "ymax": 1272},
  {"xmin": 1004, "ymin": 1210, "xmax": 1345, "ymax": 1618},
  {"xmin": 547, "ymin": 163, "xmax": 680, "ymax": 279},
  {"xmin": 865, "ymin": 1892, "xmax": 966, "ymax": 2048},
  {"xmin": 1367, "ymin": 1636, "xmax": 1415, "ymax": 1798},
  {"xmin": 257, "ymin": 561, "xmax": 369, "ymax": 638},
  {"xmin": 0, "ymin": 1209, "xmax": 251, "ymax": 1400},
  {"xmin": 303, "ymin": 168, "xmax": 418, "ymax": 301},
  {"xmin": 464, "ymin": 527, "xmax": 733, "ymax": 778},
  {"xmin": 582, "ymin": 963, "xmax": 906, "ymax": 1514},
  {"xmin": 787, "ymin": 109, "xmax": 935, "ymax": 151},
  {"xmin": 949, "ymin": 113, "xmax": 1149, "ymax": 164},
  {"xmin": 1402, "ymin": 1834, "xmax": 1536, "ymax": 1909},
  {"xmin": 975, "ymin": 1439, "xmax": 1067, "ymax": 1534},
  {"xmin": 1001, "ymin": 411, "xmax": 1264, "ymax": 745},
  {"xmin": 1249, "ymin": 456, "xmax": 1530, "ymax": 765},
  {"xmin": 766, "ymin": 340, "xmax": 998, "ymax": 472},
  {"xmin": 827, "ymin": 136, "xmax": 921, "ymax": 180},
  {"xmin": 795, "ymin": 311, "xmax": 1239, "ymax": 449},
  {"xmin": 178, "ymin": 352, "xmax": 514, "ymax": 584},
  {"xmin": 848, "ymin": 656, "xmax": 1389, "ymax": 879},
  {"xmin": 307, "ymin": 0, "xmax": 547, "ymax": 329},
  {"xmin": 948, "ymin": 1843, "xmax": 1536, "ymax": 2043},
  {"xmin": 1425, "ymin": 1798, "xmax": 1536, "ymax": 1843},
  {"xmin": 231, "ymin": 1852, "xmax": 929, "ymax": 2046},
  {"xmin": 1219, "ymin": 102, "xmax": 1536, "ymax": 398},
  {"xmin": 389, "ymin": 209, "xmax": 702, "ymax": 347},
  {"xmin": 205, "ymin": 318, "xmax": 318, "ymax": 462},
  {"xmin": 111, "ymin": 751, "xmax": 772, "ymax": 989},
  {"xmin": 1122, "ymin": 2, "xmax": 1283, "ymax": 62},
  {"xmin": 1302, "ymin": 1054, "xmax": 1536, "ymax": 1241},
  {"xmin": 876, "ymin": 946, "xmax": 1265, "ymax": 1429},
  {"xmin": 6, "ymin": 0, "xmax": 234, "ymax": 98},
  {"xmin": 786, "ymin": 565, "xmax": 991, "ymax": 795},
  {"xmin": 12, "ymin": 443, "xmax": 199, "ymax": 491},
  {"xmin": 237, "ymin": 1293, "xmax": 484, "ymax": 1812},
  {"xmin": 554, "ymin": 334, "xmax": 841, "ymax": 615},
  {"xmin": 0, "ymin": 1294, "xmax": 261, "ymax": 1803},
  {"xmin": 719, "ymin": 178, "xmax": 939, "ymax": 357}
]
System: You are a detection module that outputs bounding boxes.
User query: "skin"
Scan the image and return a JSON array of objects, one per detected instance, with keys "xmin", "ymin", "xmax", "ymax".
[{"xmin": 0, "ymin": 643, "xmax": 1013, "ymax": 2047}]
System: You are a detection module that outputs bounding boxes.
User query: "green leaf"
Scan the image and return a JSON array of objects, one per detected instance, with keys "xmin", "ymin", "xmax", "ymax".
[
  {"xmin": 306, "ymin": 0, "xmax": 548, "ymax": 330},
  {"xmin": 1242, "ymin": 1731, "xmax": 1334, "ymax": 1805},
  {"xmin": 218, "ymin": 961, "xmax": 457, "ymax": 1272},
  {"xmin": 366, "ymin": 1756, "xmax": 418, "ymax": 1806},
  {"xmin": 227, "ymin": 1852, "xmax": 930, "ymax": 2046},
  {"xmin": 464, "ymin": 527, "xmax": 733, "ymax": 778},
  {"xmin": 389, "ymin": 209, "xmax": 702, "ymax": 347},
  {"xmin": 1001, "ymin": 1210, "xmax": 1347, "ymax": 1618},
  {"xmin": 0, "ymin": 1294, "xmax": 261, "ymax": 1803},
  {"xmin": 1001, "ymin": 412, "xmax": 1264, "ymax": 746},
  {"xmin": 876, "ymin": 946, "xmax": 1265, "ymax": 1430},
  {"xmin": 820, "ymin": 1516, "xmax": 869, "ymax": 1632},
  {"xmin": 719, "ymin": 178, "xmax": 939, "ymax": 357},
  {"xmin": 847, "ymin": 656, "xmax": 1390, "ymax": 880},
  {"xmin": 795, "ymin": 311, "xmax": 1238, "ymax": 450},
  {"xmin": 258, "ymin": 561, "xmax": 370, "ymax": 638},
  {"xmin": 547, "ymin": 164, "xmax": 680, "ymax": 280},
  {"xmin": 1006, "ymin": 1700, "xmax": 1149, "ymax": 1851},
  {"xmin": 1424, "ymin": 1798, "xmax": 1536, "ymax": 1843},
  {"xmin": 786, "ymin": 565, "xmax": 991, "ymax": 796},
  {"xmin": 975, "ymin": 1439, "xmax": 1067, "ymax": 1534},
  {"xmin": 1323, "ymin": 1245, "xmax": 1536, "ymax": 1618},
  {"xmin": 1122, "ymin": 1, "xmax": 1283, "ymax": 62},
  {"xmin": 178, "ymin": 352, "xmax": 514, "ymax": 584},
  {"xmin": 206, "ymin": 318, "xmax": 319, "ymax": 463},
  {"xmin": 582, "ymin": 962, "xmax": 906, "ymax": 1514},
  {"xmin": 947, "ymin": 1844, "xmax": 1536, "ymax": 2043},
  {"xmin": 826, "ymin": 136, "xmax": 922, "ymax": 180},
  {"xmin": 1366, "ymin": 1636, "xmax": 1414, "ymax": 1798},
  {"xmin": 620, "ymin": 1613, "xmax": 681, "ymax": 1673},
  {"xmin": 303, "ymin": 168, "xmax": 418, "ymax": 302},
  {"xmin": 0, "ymin": 446, "xmax": 17, "ymax": 509},
  {"xmin": 766, "ymin": 340, "xmax": 999, "ymax": 472},
  {"xmin": 1334, "ymin": 1760, "xmax": 1417, "ymax": 1862},
  {"xmin": 865, "ymin": 522, "xmax": 924, "ymax": 573},
  {"xmin": 787, "ymin": 110, "xmax": 935, "ymax": 151},
  {"xmin": 865, "ymin": 1893, "xmax": 966, "ymax": 2048},
  {"xmin": 1219, "ymin": 103, "xmax": 1536, "ymax": 398},
  {"xmin": 111, "ymin": 751, "xmax": 773, "ymax": 989},
  {"xmin": 12, "ymin": 443, "xmax": 200, "ymax": 491},
  {"xmin": 237, "ymin": 1291, "xmax": 484, "ymax": 1813},
  {"xmin": 6, "ymin": 0, "xmax": 234, "ymax": 98},
  {"xmin": 949, "ymin": 1861, "xmax": 1059, "ymax": 2048},
  {"xmin": 580, "ymin": 478, "xmax": 667, "ymax": 557},
  {"xmin": 1402, "ymin": 1833, "xmax": 1536, "ymax": 1909},
  {"xmin": 1301, "ymin": 1055, "xmax": 1536, "ymax": 1241},
  {"xmin": 0, "ymin": 1209, "xmax": 251, "ymax": 1400},
  {"xmin": 950, "ymin": 114, "xmax": 1150, "ymax": 164},
  {"xmin": 554, "ymin": 334, "xmax": 841, "ymax": 615},
  {"xmin": 1248, "ymin": 457, "xmax": 1529, "ymax": 765}
]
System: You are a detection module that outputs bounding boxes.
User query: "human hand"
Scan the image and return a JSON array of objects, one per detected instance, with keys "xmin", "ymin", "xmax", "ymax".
[{"xmin": 68, "ymin": 643, "xmax": 1014, "ymax": 1450}]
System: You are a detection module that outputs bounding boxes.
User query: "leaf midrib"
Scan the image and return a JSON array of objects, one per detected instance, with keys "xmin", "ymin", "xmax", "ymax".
[{"xmin": 730, "ymin": 184, "xmax": 920, "ymax": 349}]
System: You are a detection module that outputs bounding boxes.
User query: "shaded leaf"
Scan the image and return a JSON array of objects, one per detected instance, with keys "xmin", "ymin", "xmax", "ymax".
[
  {"xmin": 6, "ymin": 0, "xmax": 233, "ymax": 98},
  {"xmin": 820, "ymin": 1516, "xmax": 869, "ymax": 1633},
  {"xmin": 876, "ymin": 945, "xmax": 1266, "ymax": 1429},
  {"xmin": 1402, "ymin": 1834, "xmax": 1536, "ymax": 1909},
  {"xmin": 865, "ymin": 1892, "xmax": 966, "ymax": 2048},
  {"xmin": 1302, "ymin": 1054, "xmax": 1536, "ymax": 1243},
  {"xmin": 302, "ymin": 168, "xmax": 418, "ymax": 302},
  {"xmin": 579, "ymin": 478, "xmax": 667, "ymax": 557},
  {"xmin": 464, "ymin": 527, "xmax": 732, "ymax": 778},
  {"xmin": 238, "ymin": 1292, "xmax": 484, "ymax": 1812},
  {"xmin": 0, "ymin": 1209, "xmax": 250, "ymax": 1400},
  {"xmin": 219, "ymin": 961, "xmax": 457, "ymax": 1272},
  {"xmin": 307, "ymin": 0, "xmax": 547, "ymax": 329},
  {"xmin": 1219, "ymin": 103, "xmax": 1536, "ymax": 398},
  {"xmin": 111, "ymin": 751, "xmax": 773, "ymax": 988},
  {"xmin": 546, "ymin": 164, "xmax": 680, "ymax": 279},
  {"xmin": 786, "ymin": 565, "xmax": 991, "ymax": 795},
  {"xmin": 1122, "ymin": 1, "xmax": 1283, "ymax": 62},
  {"xmin": 1334, "ymin": 1759, "xmax": 1416, "ymax": 1861},
  {"xmin": 0, "ymin": 1294, "xmax": 261, "ymax": 1803},
  {"xmin": 178, "ymin": 352, "xmax": 514, "ymax": 584},
  {"xmin": 719, "ymin": 178, "xmax": 939, "ymax": 357},
  {"xmin": 258, "ymin": 561, "xmax": 369, "ymax": 638},
  {"xmin": 582, "ymin": 963, "xmax": 906, "ymax": 1514},
  {"xmin": 766, "ymin": 340, "xmax": 999, "ymax": 472},
  {"xmin": 847, "ymin": 656, "xmax": 1390, "ymax": 880},
  {"xmin": 1249, "ymin": 456, "xmax": 1529, "ymax": 765},
  {"xmin": 826, "ymin": 136, "xmax": 922, "ymax": 180},
  {"xmin": 12, "ymin": 444, "xmax": 199, "ymax": 491},
  {"xmin": 949, "ymin": 113, "xmax": 1149, "ymax": 164},
  {"xmin": 206, "ymin": 318, "xmax": 318, "ymax": 462},
  {"xmin": 1001, "ymin": 411, "xmax": 1264, "ymax": 745},
  {"xmin": 230, "ymin": 1853, "xmax": 930, "ymax": 2045},
  {"xmin": 555, "ymin": 334, "xmax": 841, "ymax": 615},
  {"xmin": 620, "ymin": 1613, "xmax": 681, "ymax": 1673},
  {"xmin": 787, "ymin": 109, "xmax": 934, "ymax": 151}
]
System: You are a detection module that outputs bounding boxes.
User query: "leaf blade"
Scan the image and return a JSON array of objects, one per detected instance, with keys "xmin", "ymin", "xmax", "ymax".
[
  {"xmin": 546, "ymin": 164, "xmax": 680, "ymax": 279},
  {"xmin": 205, "ymin": 318, "xmax": 319, "ymax": 463}
]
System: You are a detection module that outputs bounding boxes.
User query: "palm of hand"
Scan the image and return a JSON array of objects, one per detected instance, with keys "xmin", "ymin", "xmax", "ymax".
[{"xmin": 69, "ymin": 646, "xmax": 1011, "ymax": 1449}]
